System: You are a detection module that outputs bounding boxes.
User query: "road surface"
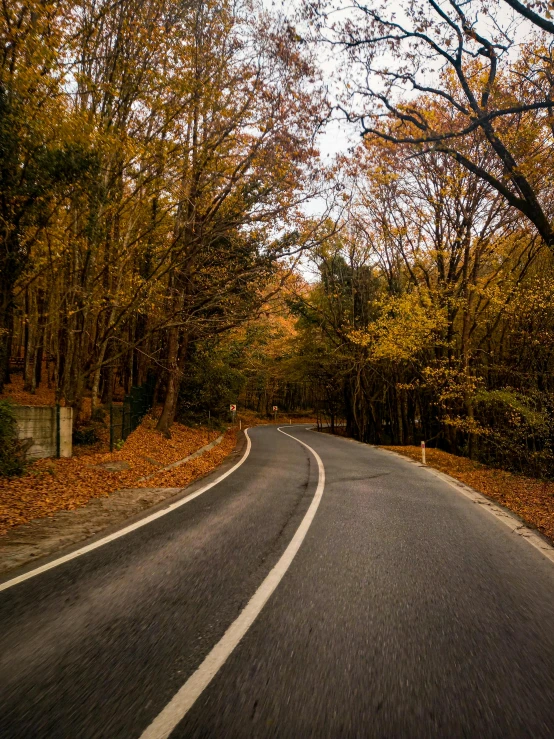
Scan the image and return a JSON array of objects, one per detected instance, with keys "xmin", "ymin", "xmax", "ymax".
[{"xmin": 1, "ymin": 425, "xmax": 554, "ymax": 738}]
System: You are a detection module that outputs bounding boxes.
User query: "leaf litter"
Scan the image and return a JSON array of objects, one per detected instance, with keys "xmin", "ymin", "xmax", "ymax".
[{"xmin": 0, "ymin": 416, "xmax": 237, "ymax": 536}]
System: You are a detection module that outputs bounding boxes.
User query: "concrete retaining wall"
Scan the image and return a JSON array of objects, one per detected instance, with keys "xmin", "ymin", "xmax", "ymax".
[{"xmin": 13, "ymin": 406, "xmax": 73, "ymax": 459}]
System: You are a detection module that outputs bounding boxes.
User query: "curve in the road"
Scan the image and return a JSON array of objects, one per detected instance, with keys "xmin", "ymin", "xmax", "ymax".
[
  {"xmin": 0, "ymin": 428, "xmax": 253, "ymax": 593},
  {"xmin": 2, "ymin": 426, "xmax": 554, "ymax": 738},
  {"xmin": 139, "ymin": 426, "xmax": 325, "ymax": 739}
]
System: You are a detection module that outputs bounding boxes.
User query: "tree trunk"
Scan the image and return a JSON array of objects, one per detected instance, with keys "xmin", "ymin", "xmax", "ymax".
[
  {"xmin": 396, "ymin": 387, "xmax": 404, "ymax": 445},
  {"xmin": 156, "ymin": 326, "xmax": 183, "ymax": 437},
  {"xmin": 91, "ymin": 337, "xmax": 110, "ymax": 410},
  {"xmin": 0, "ymin": 281, "xmax": 12, "ymax": 392},
  {"xmin": 24, "ymin": 289, "xmax": 38, "ymax": 393}
]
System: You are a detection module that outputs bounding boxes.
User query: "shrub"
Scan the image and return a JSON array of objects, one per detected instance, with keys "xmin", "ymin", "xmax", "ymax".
[
  {"xmin": 91, "ymin": 406, "xmax": 107, "ymax": 423},
  {"xmin": 73, "ymin": 425, "xmax": 100, "ymax": 445},
  {"xmin": 474, "ymin": 389, "xmax": 554, "ymax": 478},
  {"xmin": 176, "ymin": 344, "xmax": 245, "ymax": 424},
  {"xmin": 0, "ymin": 400, "xmax": 26, "ymax": 477}
]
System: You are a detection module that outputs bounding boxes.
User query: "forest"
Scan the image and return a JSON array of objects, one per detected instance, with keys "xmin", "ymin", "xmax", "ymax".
[{"xmin": 2, "ymin": 0, "xmax": 554, "ymax": 479}]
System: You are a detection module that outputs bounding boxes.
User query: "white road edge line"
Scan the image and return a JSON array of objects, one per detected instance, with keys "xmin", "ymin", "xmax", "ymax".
[
  {"xmin": 139, "ymin": 426, "xmax": 325, "ymax": 739},
  {"xmin": 426, "ymin": 466, "xmax": 554, "ymax": 564},
  {"xmin": 376, "ymin": 446, "xmax": 554, "ymax": 565},
  {"xmin": 304, "ymin": 432, "xmax": 554, "ymax": 566},
  {"xmin": 0, "ymin": 430, "xmax": 253, "ymax": 594}
]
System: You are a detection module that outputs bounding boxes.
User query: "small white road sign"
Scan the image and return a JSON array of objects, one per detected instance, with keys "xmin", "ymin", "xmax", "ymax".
[
  {"xmin": 272, "ymin": 406, "xmax": 278, "ymax": 411},
  {"xmin": 230, "ymin": 404, "xmax": 237, "ymax": 412}
]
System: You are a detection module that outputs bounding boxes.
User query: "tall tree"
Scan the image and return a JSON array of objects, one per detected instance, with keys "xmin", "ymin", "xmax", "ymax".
[{"xmin": 308, "ymin": 0, "xmax": 554, "ymax": 248}]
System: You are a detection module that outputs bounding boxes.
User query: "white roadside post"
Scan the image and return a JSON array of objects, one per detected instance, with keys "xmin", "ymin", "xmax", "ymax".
[{"xmin": 421, "ymin": 440, "xmax": 426, "ymax": 465}]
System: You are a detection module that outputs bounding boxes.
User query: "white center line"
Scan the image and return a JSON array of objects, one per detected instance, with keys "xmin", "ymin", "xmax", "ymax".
[
  {"xmin": 139, "ymin": 426, "xmax": 325, "ymax": 739},
  {"xmin": 0, "ymin": 431, "xmax": 252, "ymax": 593}
]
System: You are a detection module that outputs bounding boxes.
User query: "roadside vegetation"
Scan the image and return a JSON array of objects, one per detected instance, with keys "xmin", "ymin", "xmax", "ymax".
[
  {"xmin": 0, "ymin": 0, "xmax": 328, "ymax": 438},
  {"xmin": 286, "ymin": 0, "xmax": 554, "ymax": 480}
]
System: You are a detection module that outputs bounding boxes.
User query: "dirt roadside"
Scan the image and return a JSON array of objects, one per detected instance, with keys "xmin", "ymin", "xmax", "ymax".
[
  {"xmin": 0, "ymin": 416, "xmax": 315, "ymax": 578},
  {"xmin": 0, "ymin": 430, "xmax": 243, "ymax": 578}
]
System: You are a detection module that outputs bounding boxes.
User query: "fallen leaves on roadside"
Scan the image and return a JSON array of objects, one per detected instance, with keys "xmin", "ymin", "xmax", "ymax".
[
  {"xmin": 1, "ymin": 374, "xmax": 58, "ymax": 407},
  {"xmin": 381, "ymin": 445, "xmax": 554, "ymax": 544},
  {"xmin": 0, "ymin": 416, "xmax": 236, "ymax": 535}
]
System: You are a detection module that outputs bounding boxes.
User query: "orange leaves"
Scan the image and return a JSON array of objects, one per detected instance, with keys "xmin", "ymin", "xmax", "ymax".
[
  {"xmin": 0, "ymin": 417, "xmax": 237, "ymax": 536},
  {"xmin": 1, "ymin": 374, "xmax": 57, "ymax": 407}
]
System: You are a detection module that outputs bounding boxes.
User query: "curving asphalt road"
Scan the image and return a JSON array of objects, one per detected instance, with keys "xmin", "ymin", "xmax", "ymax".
[{"xmin": 1, "ymin": 425, "xmax": 554, "ymax": 738}]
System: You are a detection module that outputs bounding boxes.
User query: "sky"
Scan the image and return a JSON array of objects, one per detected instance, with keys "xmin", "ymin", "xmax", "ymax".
[{"xmin": 278, "ymin": 0, "xmax": 537, "ymax": 164}]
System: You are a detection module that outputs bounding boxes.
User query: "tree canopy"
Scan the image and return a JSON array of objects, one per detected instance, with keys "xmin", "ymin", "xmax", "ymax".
[{"xmin": 2, "ymin": 0, "xmax": 554, "ymax": 477}]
